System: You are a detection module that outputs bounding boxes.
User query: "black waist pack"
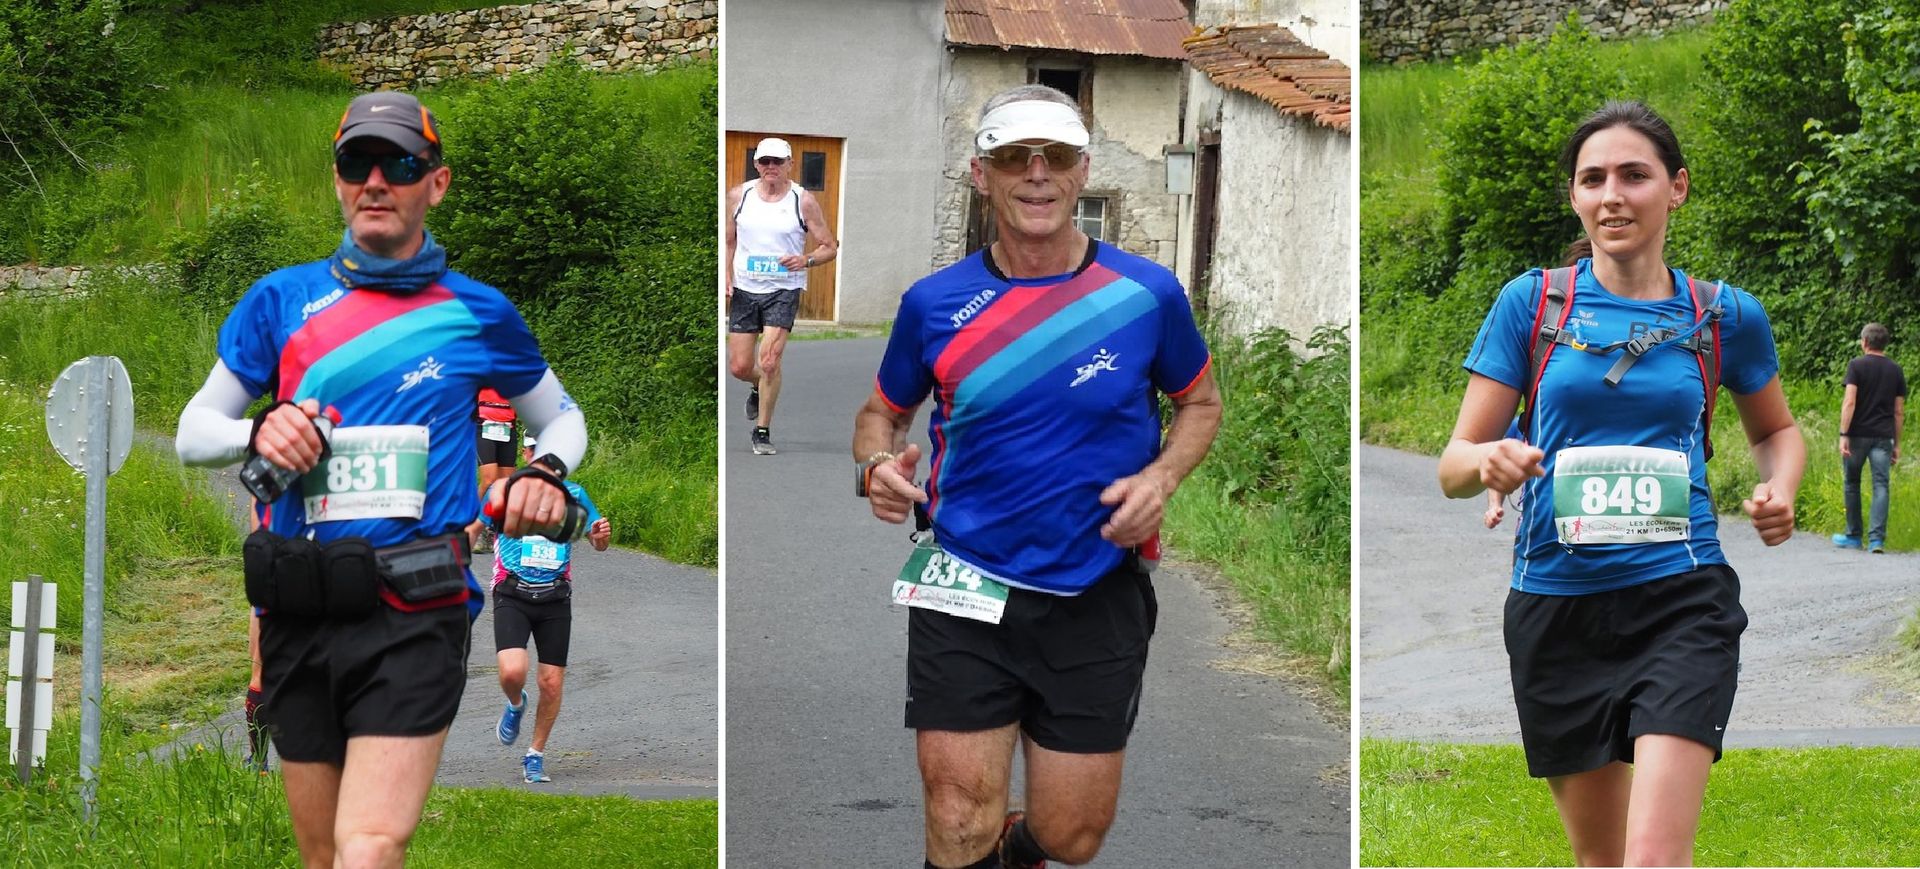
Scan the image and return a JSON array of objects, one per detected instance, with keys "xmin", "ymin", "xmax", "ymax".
[
  {"xmin": 496, "ymin": 572, "xmax": 571, "ymax": 604},
  {"xmin": 374, "ymin": 534, "xmax": 472, "ymax": 603},
  {"xmin": 243, "ymin": 530, "xmax": 378, "ymax": 620}
]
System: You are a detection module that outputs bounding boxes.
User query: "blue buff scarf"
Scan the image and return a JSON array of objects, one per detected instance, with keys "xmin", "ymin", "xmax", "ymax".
[{"xmin": 327, "ymin": 228, "xmax": 448, "ymax": 291}]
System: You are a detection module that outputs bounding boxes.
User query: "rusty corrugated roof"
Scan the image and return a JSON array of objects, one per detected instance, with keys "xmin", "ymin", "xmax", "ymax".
[
  {"xmin": 1184, "ymin": 24, "xmax": 1350, "ymax": 133},
  {"xmin": 945, "ymin": 0, "xmax": 1191, "ymax": 60}
]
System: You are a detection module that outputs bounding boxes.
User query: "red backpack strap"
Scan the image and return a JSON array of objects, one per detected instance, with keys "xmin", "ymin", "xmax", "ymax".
[
  {"xmin": 1687, "ymin": 276, "xmax": 1723, "ymax": 461},
  {"xmin": 1519, "ymin": 267, "xmax": 1577, "ymax": 443}
]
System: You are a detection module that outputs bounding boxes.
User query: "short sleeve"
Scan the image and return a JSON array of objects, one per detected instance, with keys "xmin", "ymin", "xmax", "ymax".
[
  {"xmin": 1717, "ymin": 288, "xmax": 1780, "ymax": 395},
  {"xmin": 1461, "ymin": 272, "xmax": 1542, "ymax": 390},
  {"xmin": 874, "ymin": 288, "xmax": 932, "ymax": 412},
  {"xmin": 1844, "ymin": 358, "xmax": 1862, "ymax": 388},
  {"xmin": 1896, "ymin": 365, "xmax": 1908, "ymax": 398},
  {"xmin": 477, "ymin": 291, "xmax": 550, "ymax": 397},
  {"xmin": 1150, "ymin": 277, "xmax": 1211, "ymax": 397},
  {"xmin": 572, "ymin": 483, "xmax": 603, "ymax": 525},
  {"xmin": 216, "ymin": 278, "xmax": 284, "ymax": 398}
]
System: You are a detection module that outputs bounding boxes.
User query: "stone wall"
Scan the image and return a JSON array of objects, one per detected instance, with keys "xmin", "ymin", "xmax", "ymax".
[
  {"xmin": 0, "ymin": 266, "xmax": 88, "ymax": 296},
  {"xmin": 317, "ymin": 0, "xmax": 716, "ymax": 89},
  {"xmin": 1363, "ymin": 0, "xmax": 1724, "ymax": 64}
]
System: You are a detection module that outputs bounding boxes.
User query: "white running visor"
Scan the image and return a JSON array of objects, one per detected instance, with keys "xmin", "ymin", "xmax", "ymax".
[{"xmin": 975, "ymin": 100, "xmax": 1090, "ymax": 151}]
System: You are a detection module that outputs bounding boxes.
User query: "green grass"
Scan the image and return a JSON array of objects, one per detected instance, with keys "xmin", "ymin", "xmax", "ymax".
[
  {"xmin": 1163, "ymin": 328, "xmax": 1351, "ymax": 697},
  {"xmin": 0, "ymin": 714, "xmax": 716, "ymax": 867},
  {"xmin": 580, "ymin": 425, "xmax": 717, "ymax": 567},
  {"xmin": 1361, "ymin": 739, "xmax": 1920, "ymax": 866}
]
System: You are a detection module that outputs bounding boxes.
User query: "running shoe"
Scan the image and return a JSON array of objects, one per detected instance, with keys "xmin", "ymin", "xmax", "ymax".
[
  {"xmin": 998, "ymin": 810, "xmax": 1046, "ymax": 868},
  {"xmin": 1832, "ymin": 533, "xmax": 1864, "ymax": 550},
  {"xmin": 522, "ymin": 750, "xmax": 550, "ymax": 783},
  {"xmin": 497, "ymin": 691, "xmax": 526, "ymax": 745},
  {"xmin": 1870, "ymin": 538, "xmax": 1886, "ymax": 553},
  {"xmin": 746, "ymin": 386, "xmax": 760, "ymax": 422},
  {"xmin": 751, "ymin": 426, "xmax": 777, "ymax": 456}
]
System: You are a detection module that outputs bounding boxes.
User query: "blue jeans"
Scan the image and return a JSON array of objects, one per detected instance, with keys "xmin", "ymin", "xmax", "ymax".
[{"xmin": 1842, "ymin": 436, "xmax": 1894, "ymax": 542}]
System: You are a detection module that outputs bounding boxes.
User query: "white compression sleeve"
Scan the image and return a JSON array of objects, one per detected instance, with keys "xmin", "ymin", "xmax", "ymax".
[
  {"xmin": 176, "ymin": 360, "xmax": 259, "ymax": 468},
  {"xmin": 511, "ymin": 369, "xmax": 587, "ymax": 473}
]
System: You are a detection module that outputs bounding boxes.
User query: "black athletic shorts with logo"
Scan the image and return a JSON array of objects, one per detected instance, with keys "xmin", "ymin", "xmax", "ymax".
[
  {"xmin": 728, "ymin": 287, "xmax": 802, "ymax": 333},
  {"xmin": 493, "ymin": 592, "xmax": 573, "ymax": 667},
  {"xmin": 259, "ymin": 601, "xmax": 471, "ymax": 764},
  {"xmin": 475, "ymin": 424, "xmax": 518, "ymax": 466},
  {"xmin": 906, "ymin": 555, "xmax": 1158, "ymax": 754},
  {"xmin": 1504, "ymin": 563, "xmax": 1747, "ymax": 778}
]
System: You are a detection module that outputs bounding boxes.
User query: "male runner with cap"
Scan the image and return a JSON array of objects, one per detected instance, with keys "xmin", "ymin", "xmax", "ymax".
[
  {"xmin": 484, "ymin": 434, "xmax": 610, "ymax": 783},
  {"xmin": 175, "ymin": 90, "xmax": 587, "ymax": 866},
  {"xmin": 726, "ymin": 135, "xmax": 838, "ymax": 455},
  {"xmin": 853, "ymin": 84, "xmax": 1222, "ymax": 868}
]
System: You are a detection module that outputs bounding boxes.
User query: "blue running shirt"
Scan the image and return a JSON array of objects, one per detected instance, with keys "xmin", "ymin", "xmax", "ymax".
[
  {"xmin": 876, "ymin": 242, "xmax": 1212, "ymax": 594},
  {"xmin": 218, "ymin": 262, "xmax": 554, "ymax": 609},
  {"xmin": 483, "ymin": 480, "xmax": 602, "ymax": 587},
  {"xmin": 1464, "ymin": 259, "xmax": 1779, "ymax": 594}
]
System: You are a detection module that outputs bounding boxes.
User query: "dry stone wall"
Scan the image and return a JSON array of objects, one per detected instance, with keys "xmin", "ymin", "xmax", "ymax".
[
  {"xmin": 318, "ymin": 0, "xmax": 716, "ymax": 89},
  {"xmin": 1363, "ymin": 0, "xmax": 1724, "ymax": 64}
]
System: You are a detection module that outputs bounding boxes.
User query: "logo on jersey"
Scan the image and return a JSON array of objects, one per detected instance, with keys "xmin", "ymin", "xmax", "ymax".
[
  {"xmin": 950, "ymin": 288, "xmax": 997, "ymax": 329},
  {"xmin": 397, "ymin": 356, "xmax": 445, "ymax": 393},
  {"xmin": 1070, "ymin": 348, "xmax": 1120, "ymax": 387},
  {"xmin": 302, "ymin": 288, "xmax": 345, "ymax": 321}
]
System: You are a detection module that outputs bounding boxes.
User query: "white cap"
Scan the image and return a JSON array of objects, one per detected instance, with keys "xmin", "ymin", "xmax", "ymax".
[
  {"xmin": 523, "ymin": 433, "xmax": 537, "ymax": 449},
  {"xmin": 975, "ymin": 100, "xmax": 1090, "ymax": 151},
  {"xmin": 755, "ymin": 137, "xmax": 793, "ymax": 160}
]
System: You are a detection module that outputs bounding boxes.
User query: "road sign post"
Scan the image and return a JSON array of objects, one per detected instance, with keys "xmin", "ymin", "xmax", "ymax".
[{"xmin": 45, "ymin": 356, "xmax": 132, "ymax": 823}]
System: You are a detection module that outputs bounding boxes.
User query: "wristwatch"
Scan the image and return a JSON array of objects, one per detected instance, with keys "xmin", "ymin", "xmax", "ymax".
[
  {"xmin": 854, "ymin": 451, "xmax": 898, "ymax": 497},
  {"xmin": 805, "ymin": 254, "xmax": 816, "ymax": 268},
  {"xmin": 531, "ymin": 453, "xmax": 570, "ymax": 481}
]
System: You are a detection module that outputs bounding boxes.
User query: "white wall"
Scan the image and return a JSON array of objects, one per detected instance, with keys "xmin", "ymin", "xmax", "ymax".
[
  {"xmin": 725, "ymin": 0, "xmax": 946, "ymax": 323},
  {"xmin": 1207, "ymin": 89, "xmax": 1351, "ymax": 338}
]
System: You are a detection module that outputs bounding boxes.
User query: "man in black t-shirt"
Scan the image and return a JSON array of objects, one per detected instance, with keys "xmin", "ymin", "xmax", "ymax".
[{"xmin": 1835, "ymin": 322, "xmax": 1907, "ymax": 552}]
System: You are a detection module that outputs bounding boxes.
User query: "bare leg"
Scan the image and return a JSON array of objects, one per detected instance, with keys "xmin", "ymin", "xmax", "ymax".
[
  {"xmin": 1022, "ymin": 738, "xmax": 1127, "ymax": 865},
  {"xmin": 529, "ymin": 663, "xmax": 565, "ymax": 753},
  {"xmin": 332, "ymin": 731, "xmax": 449, "ymax": 868},
  {"xmin": 1623, "ymin": 735, "xmax": 1713, "ymax": 867},
  {"xmin": 280, "ymin": 760, "xmax": 342, "ymax": 868},
  {"xmin": 918, "ymin": 725, "xmax": 1018, "ymax": 868},
  {"xmin": 727, "ymin": 332, "xmax": 761, "ymax": 385},
  {"xmin": 757, "ymin": 326, "xmax": 790, "ymax": 428},
  {"xmin": 496, "ymin": 648, "xmax": 528, "ymax": 702},
  {"xmin": 1546, "ymin": 762, "xmax": 1632, "ymax": 866}
]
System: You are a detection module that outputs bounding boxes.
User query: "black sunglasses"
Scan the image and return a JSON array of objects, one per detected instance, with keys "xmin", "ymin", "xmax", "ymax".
[
  {"xmin": 335, "ymin": 151, "xmax": 440, "ymax": 185},
  {"xmin": 755, "ymin": 156, "xmax": 788, "ymax": 167}
]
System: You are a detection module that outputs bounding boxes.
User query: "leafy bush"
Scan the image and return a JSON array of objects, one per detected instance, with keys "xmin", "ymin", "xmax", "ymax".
[
  {"xmin": 1799, "ymin": 6, "xmax": 1920, "ymax": 281},
  {"xmin": 160, "ymin": 165, "xmax": 332, "ymax": 312},
  {"xmin": 0, "ymin": 0, "xmax": 150, "ymax": 197},
  {"xmin": 1436, "ymin": 14, "xmax": 1621, "ymax": 279}
]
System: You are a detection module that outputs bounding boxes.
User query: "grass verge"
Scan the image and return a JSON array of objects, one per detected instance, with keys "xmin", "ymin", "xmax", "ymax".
[
  {"xmin": 1361, "ymin": 739, "xmax": 1920, "ymax": 866},
  {"xmin": 1162, "ymin": 327, "xmax": 1351, "ymax": 699}
]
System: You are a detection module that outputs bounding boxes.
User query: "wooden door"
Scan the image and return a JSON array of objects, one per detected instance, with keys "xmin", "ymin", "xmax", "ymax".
[{"xmin": 725, "ymin": 131, "xmax": 843, "ymax": 322}]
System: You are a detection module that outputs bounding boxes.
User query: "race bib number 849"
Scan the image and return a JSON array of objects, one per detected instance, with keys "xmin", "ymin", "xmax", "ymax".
[{"xmin": 1552, "ymin": 445, "xmax": 1690, "ymax": 545}]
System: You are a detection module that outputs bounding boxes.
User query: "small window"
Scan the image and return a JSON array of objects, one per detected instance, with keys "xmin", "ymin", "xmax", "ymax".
[
  {"xmin": 1029, "ymin": 60, "xmax": 1093, "ymax": 118},
  {"xmin": 1075, "ymin": 197, "xmax": 1109, "ymax": 241},
  {"xmin": 800, "ymin": 151, "xmax": 827, "ymax": 190},
  {"xmin": 743, "ymin": 147, "xmax": 760, "ymax": 183}
]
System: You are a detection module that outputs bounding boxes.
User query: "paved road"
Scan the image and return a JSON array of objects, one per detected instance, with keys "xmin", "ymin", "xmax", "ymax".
[
  {"xmin": 178, "ymin": 440, "xmax": 718, "ymax": 799},
  {"xmin": 1359, "ymin": 443, "xmax": 1920, "ymax": 748},
  {"xmin": 725, "ymin": 338, "xmax": 1349, "ymax": 866}
]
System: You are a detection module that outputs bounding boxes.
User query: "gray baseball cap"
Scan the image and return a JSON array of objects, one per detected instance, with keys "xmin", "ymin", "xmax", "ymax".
[{"xmin": 334, "ymin": 91, "xmax": 442, "ymax": 156}]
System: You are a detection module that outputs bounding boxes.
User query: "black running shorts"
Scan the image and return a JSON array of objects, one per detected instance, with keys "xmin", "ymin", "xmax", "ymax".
[
  {"xmin": 906, "ymin": 556, "xmax": 1158, "ymax": 754},
  {"xmin": 1504, "ymin": 563, "xmax": 1747, "ymax": 778},
  {"xmin": 475, "ymin": 426, "xmax": 518, "ymax": 467},
  {"xmin": 729, "ymin": 287, "xmax": 801, "ymax": 333},
  {"xmin": 258, "ymin": 602, "xmax": 470, "ymax": 764},
  {"xmin": 493, "ymin": 593, "xmax": 573, "ymax": 667}
]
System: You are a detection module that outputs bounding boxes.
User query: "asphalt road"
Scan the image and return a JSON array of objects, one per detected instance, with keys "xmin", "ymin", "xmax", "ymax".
[
  {"xmin": 725, "ymin": 337, "xmax": 1349, "ymax": 866},
  {"xmin": 1359, "ymin": 443, "xmax": 1920, "ymax": 748}
]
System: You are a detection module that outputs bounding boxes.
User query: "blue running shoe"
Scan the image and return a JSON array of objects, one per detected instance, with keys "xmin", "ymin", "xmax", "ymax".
[
  {"xmin": 1832, "ymin": 533, "xmax": 1864, "ymax": 550},
  {"xmin": 1870, "ymin": 538, "xmax": 1886, "ymax": 554},
  {"xmin": 522, "ymin": 751, "xmax": 550, "ymax": 783},
  {"xmin": 497, "ymin": 691, "xmax": 526, "ymax": 745}
]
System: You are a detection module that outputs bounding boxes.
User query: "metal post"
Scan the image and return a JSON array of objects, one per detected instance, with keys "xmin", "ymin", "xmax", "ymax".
[
  {"xmin": 79, "ymin": 357, "xmax": 107, "ymax": 822},
  {"xmin": 15, "ymin": 574, "xmax": 42, "ymax": 785}
]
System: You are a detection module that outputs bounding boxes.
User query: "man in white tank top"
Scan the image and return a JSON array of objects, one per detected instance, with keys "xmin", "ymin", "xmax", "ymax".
[{"xmin": 725, "ymin": 136, "xmax": 838, "ymax": 455}]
